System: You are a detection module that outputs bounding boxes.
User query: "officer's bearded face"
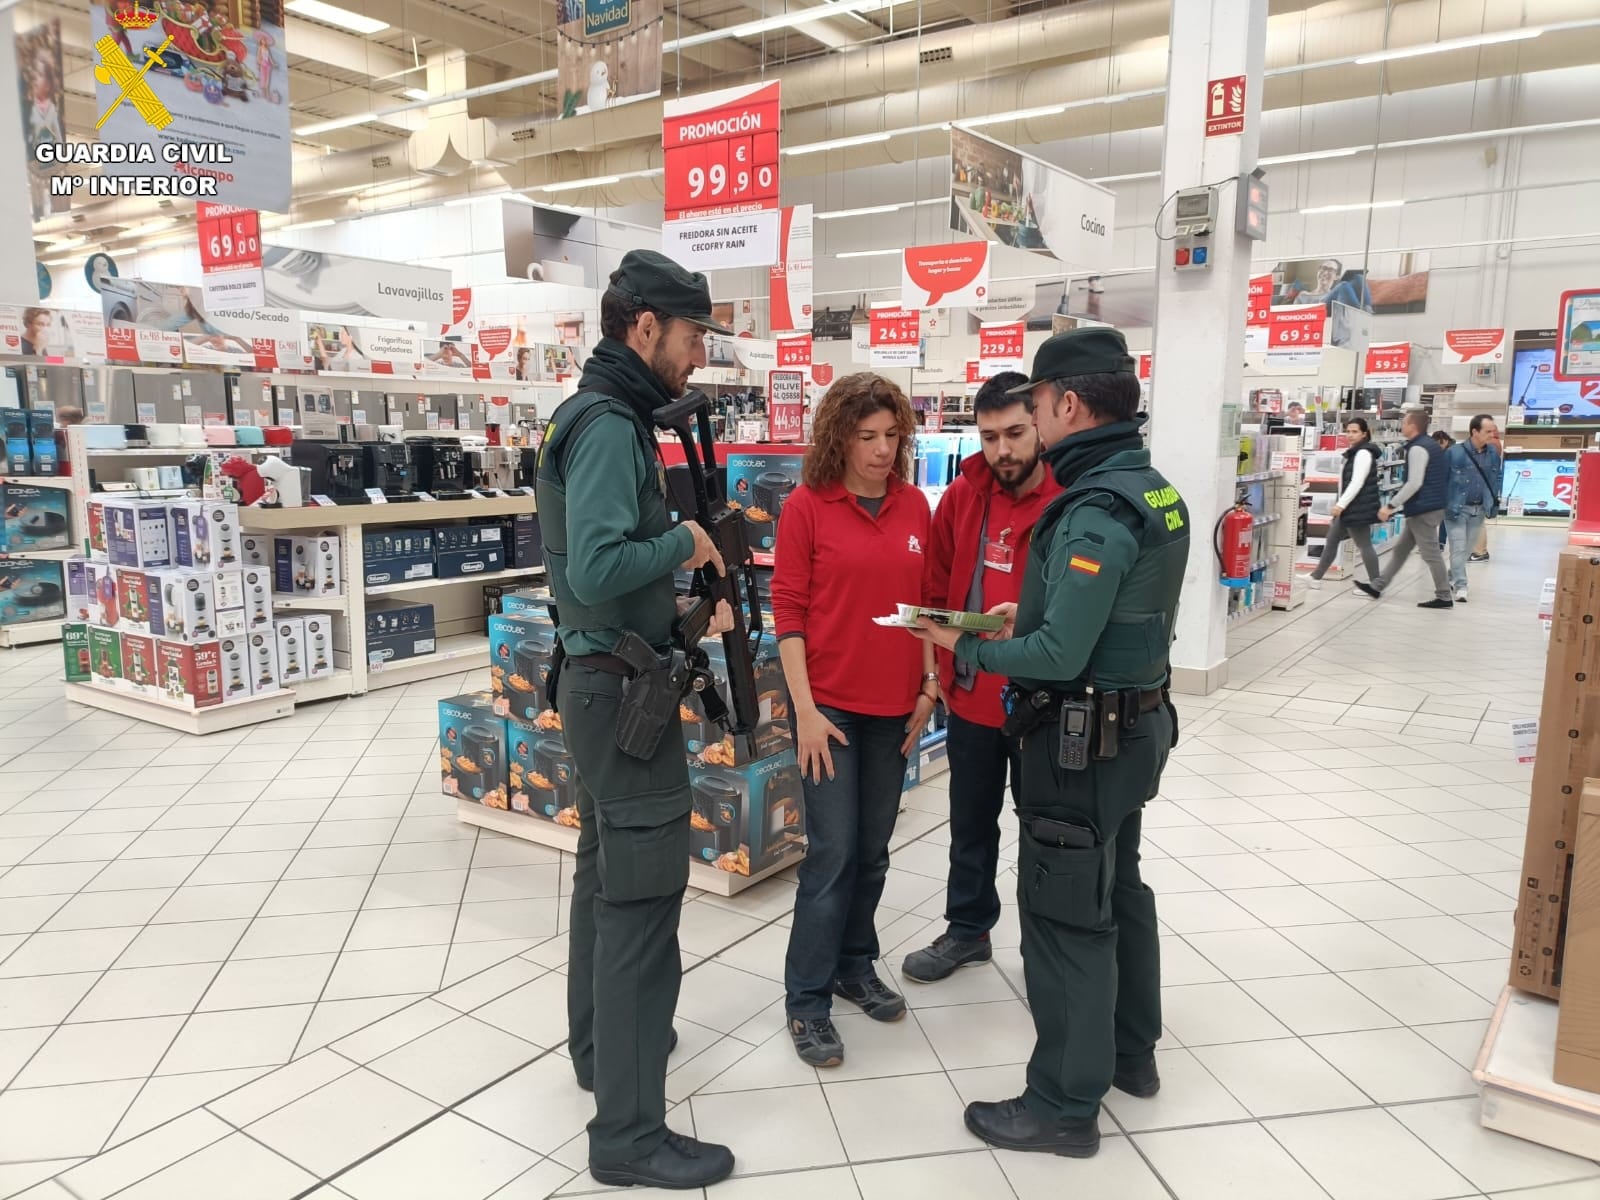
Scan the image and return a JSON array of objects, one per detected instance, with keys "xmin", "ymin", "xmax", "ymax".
[
  {"xmin": 644, "ymin": 316, "xmax": 707, "ymax": 397},
  {"xmin": 978, "ymin": 403, "xmax": 1041, "ymax": 491}
]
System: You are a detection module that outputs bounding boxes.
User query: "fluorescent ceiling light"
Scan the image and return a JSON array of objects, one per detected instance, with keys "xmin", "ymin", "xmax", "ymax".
[
  {"xmin": 835, "ymin": 248, "xmax": 901, "ymax": 259},
  {"xmin": 815, "ymin": 204, "xmax": 903, "ymax": 220},
  {"xmin": 1299, "ymin": 199, "xmax": 1406, "ymax": 215},
  {"xmin": 278, "ymin": 219, "xmax": 336, "ymax": 231},
  {"xmin": 672, "ymin": 0, "xmax": 891, "ymax": 50},
  {"xmin": 1259, "ymin": 147, "xmax": 1361, "ymax": 166},
  {"xmin": 401, "ymin": 87, "xmax": 429, "ymax": 102},
  {"xmin": 956, "ymin": 104, "xmax": 1069, "ymax": 129},
  {"xmin": 286, "ymin": 0, "xmax": 389, "ymax": 35},
  {"xmin": 294, "ymin": 112, "xmax": 379, "ymax": 137},
  {"xmin": 536, "ymin": 175, "xmax": 621, "ymax": 193},
  {"xmin": 1355, "ymin": 27, "xmax": 1542, "ymax": 65},
  {"xmin": 785, "ymin": 131, "xmax": 893, "ymax": 156},
  {"xmin": 444, "ymin": 190, "xmax": 510, "ymax": 207}
]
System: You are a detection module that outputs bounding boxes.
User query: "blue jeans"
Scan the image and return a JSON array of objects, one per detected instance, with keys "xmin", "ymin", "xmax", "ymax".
[
  {"xmin": 784, "ymin": 705, "xmax": 909, "ymax": 1017},
  {"xmin": 1446, "ymin": 505, "xmax": 1487, "ymax": 593},
  {"xmin": 943, "ymin": 711, "xmax": 1019, "ymax": 940}
]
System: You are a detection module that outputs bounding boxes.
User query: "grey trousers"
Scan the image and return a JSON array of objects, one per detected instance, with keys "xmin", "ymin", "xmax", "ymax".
[
  {"xmin": 1375, "ymin": 511, "xmax": 1450, "ymax": 601},
  {"xmin": 1310, "ymin": 516, "xmax": 1379, "ymax": 582}
]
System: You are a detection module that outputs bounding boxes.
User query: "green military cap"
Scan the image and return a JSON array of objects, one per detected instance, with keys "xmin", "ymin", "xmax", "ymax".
[
  {"xmin": 1007, "ymin": 326, "xmax": 1136, "ymax": 394},
  {"xmin": 605, "ymin": 249, "xmax": 734, "ymax": 335}
]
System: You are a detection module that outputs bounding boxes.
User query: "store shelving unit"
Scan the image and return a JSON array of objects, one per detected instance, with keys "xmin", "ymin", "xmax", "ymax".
[
  {"xmin": 1, "ymin": 468, "xmax": 76, "ymax": 648},
  {"xmin": 64, "ymin": 680, "xmax": 297, "ymax": 734}
]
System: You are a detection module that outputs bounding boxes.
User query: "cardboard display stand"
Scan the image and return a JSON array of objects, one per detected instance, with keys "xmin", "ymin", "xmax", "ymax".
[{"xmin": 1555, "ymin": 779, "xmax": 1600, "ymax": 1091}]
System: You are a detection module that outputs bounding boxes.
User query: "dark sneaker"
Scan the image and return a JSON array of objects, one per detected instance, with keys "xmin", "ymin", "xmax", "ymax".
[
  {"xmin": 1418, "ymin": 598, "xmax": 1454, "ymax": 609},
  {"xmin": 1353, "ymin": 581, "xmax": 1380, "ymax": 599},
  {"xmin": 590, "ymin": 1130, "xmax": 734, "ymax": 1189},
  {"xmin": 1469, "ymin": 552, "xmax": 1489, "ymax": 562},
  {"xmin": 964, "ymin": 1096, "xmax": 1099, "ymax": 1158},
  {"xmin": 831, "ymin": 974, "xmax": 907, "ymax": 1022},
  {"xmin": 1113, "ymin": 1056, "xmax": 1161, "ymax": 1098},
  {"xmin": 577, "ymin": 1027, "xmax": 679, "ymax": 1092},
  {"xmin": 903, "ymin": 932, "xmax": 994, "ymax": 983},
  {"xmin": 789, "ymin": 1015, "xmax": 845, "ymax": 1067}
]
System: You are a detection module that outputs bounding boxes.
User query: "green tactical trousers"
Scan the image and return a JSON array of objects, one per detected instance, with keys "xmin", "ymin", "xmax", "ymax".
[
  {"xmin": 559, "ymin": 662, "xmax": 693, "ymax": 1167},
  {"xmin": 1013, "ymin": 704, "xmax": 1173, "ymax": 1122}
]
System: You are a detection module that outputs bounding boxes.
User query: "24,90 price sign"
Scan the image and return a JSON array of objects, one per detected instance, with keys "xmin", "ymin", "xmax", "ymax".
[
  {"xmin": 661, "ymin": 80, "xmax": 783, "ymax": 273},
  {"xmin": 869, "ymin": 307, "xmax": 921, "ymax": 366}
]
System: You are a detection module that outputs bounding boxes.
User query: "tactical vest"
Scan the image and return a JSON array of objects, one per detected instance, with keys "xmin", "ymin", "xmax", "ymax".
[
  {"xmin": 1014, "ymin": 461, "xmax": 1190, "ymax": 692},
  {"xmin": 1403, "ymin": 433, "xmax": 1447, "ymax": 516},
  {"xmin": 535, "ymin": 392, "xmax": 678, "ymax": 650}
]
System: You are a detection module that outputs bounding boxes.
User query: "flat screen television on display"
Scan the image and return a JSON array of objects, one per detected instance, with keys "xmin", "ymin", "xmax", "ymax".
[
  {"xmin": 1508, "ymin": 328, "xmax": 1600, "ymax": 427},
  {"xmin": 1501, "ymin": 453, "xmax": 1577, "ymax": 517}
]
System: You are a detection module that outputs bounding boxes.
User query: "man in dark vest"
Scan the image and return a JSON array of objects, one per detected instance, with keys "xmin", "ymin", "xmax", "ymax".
[
  {"xmin": 536, "ymin": 249, "xmax": 736, "ymax": 1189},
  {"xmin": 909, "ymin": 327, "xmax": 1186, "ymax": 1158},
  {"xmin": 1354, "ymin": 408, "xmax": 1454, "ymax": 609}
]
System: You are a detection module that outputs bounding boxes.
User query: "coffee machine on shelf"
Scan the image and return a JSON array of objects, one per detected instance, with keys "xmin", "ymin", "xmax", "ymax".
[
  {"xmin": 290, "ymin": 441, "xmax": 366, "ymax": 502},
  {"xmin": 482, "ymin": 446, "xmax": 519, "ymax": 492},
  {"xmin": 359, "ymin": 441, "xmax": 414, "ymax": 498},
  {"xmin": 514, "ymin": 447, "xmax": 539, "ymax": 490},
  {"xmin": 407, "ymin": 436, "xmax": 473, "ymax": 498}
]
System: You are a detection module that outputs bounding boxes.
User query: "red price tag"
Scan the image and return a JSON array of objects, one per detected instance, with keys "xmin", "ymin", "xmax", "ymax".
[
  {"xmin": 776, "ymin": 334, "xmax": 812, "ymax": 367},
  {"xmin": 978, "ymin": 322, "xmax": 1024, "ymax": 361},
  {"xmin": 1268, "ymin": 309, "xmax": 1325, "ymax": 349},
  {"xmin": 870, "ymin": 309, "xmax": 920, "ymax": 346},
  {"xmin": 1247, "ymin": 275, "xmax": 1273, "ymax": 325},
  {"xmin": 198, "ymin": 209, "xmax": 261, "ymax": 272},
  {"xmin": 663, "ymin": 81, "xmax": 782, "ymax": 220}
]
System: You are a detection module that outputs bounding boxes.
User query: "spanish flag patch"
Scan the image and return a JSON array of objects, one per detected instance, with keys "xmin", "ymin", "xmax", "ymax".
[{"xmin": 1068, "ymin": 555, "xmax": 1102, "ymax": 576}]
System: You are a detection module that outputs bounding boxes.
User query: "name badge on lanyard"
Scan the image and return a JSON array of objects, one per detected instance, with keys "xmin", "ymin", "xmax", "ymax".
[{"xmin": 984, "ymin": 526, "xmax": 1015, "ymax": 573}]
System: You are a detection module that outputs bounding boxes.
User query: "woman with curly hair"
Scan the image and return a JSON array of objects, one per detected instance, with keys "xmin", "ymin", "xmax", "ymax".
[{"xmin": 771, "ymin": 372, "xmax": 937, "ymax": 1067}]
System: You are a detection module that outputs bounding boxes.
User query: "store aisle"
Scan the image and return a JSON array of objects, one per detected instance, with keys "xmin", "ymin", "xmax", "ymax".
[{"xmin": 0, "ymin": 525, "xmax": 1593, "ymax": 1200}]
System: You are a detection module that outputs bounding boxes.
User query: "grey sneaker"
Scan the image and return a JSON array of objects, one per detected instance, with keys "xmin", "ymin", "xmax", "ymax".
[
  {"xmin": 902, "ymin": 932, "xmax": 994, "ymax": 983},
  {"xmin": 788, "ymin": 1015, "xmax": 844, "ymax": 1067},
  {"xmin": 832, "ymin": 974, "xmax": 907, "ymax": 1021}
]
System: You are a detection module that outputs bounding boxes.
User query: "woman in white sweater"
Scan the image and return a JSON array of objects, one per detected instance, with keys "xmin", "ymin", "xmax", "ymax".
[{"xmin": 1309, "ymin": 417, "xmax": 1383, "ymax": 586}]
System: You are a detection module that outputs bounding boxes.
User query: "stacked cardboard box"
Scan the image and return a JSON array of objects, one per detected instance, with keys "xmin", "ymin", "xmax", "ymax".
[
  {"xmin": 1554, "ymin": 778, "xmax": 1600, "ymax": 1092},
  {"xmin": 1512, "ymin": 548, "xmax": 1600, "ymax": 999}
]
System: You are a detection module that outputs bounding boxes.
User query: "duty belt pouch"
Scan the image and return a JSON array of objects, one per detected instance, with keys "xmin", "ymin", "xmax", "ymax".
[
  {"xmin": 1094, "ymin": 691, "xmax": 1121, "ymax": 761},
  {"xmin": 614, "ymin": 656, "xmax": 681, "ymax": 761},
  {"xmin": 1018, "ymin": 824, "xmax": 1112, "ymax": 931}
]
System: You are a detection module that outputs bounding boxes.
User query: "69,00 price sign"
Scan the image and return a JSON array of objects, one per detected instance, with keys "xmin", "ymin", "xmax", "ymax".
[
  {"xmin": 196, "ymin": 202, "xmax": 265, "ymax": 310},
  {"xmin": 662, "ymin": 81, "xmax": 783, "ymax": 273}
]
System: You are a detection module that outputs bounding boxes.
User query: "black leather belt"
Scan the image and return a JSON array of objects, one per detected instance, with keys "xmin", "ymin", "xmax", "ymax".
[{"xmin": 568, "ymin": 652, "xmax": 634, "ymax": 677}]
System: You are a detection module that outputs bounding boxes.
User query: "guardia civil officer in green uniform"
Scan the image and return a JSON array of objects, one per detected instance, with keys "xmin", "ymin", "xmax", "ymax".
[
  {"xmin": 537, "ymin": 249, "xmax": 737, "ymax": 1190},
  {"xmin": 910, "ymin": 327, "xmax": 1188, "ymax": 1159}
]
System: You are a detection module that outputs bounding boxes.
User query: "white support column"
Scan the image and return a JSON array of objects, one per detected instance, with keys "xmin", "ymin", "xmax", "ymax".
[{"xmin": 1149, "ymin": 0, "xmax": 1268, "ymax": 696}]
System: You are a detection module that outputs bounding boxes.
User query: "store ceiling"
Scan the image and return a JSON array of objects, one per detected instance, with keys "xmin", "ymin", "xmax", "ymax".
[{"xmin": 24, "ymin": 0, "xmax": 1600, "ymax": 257}]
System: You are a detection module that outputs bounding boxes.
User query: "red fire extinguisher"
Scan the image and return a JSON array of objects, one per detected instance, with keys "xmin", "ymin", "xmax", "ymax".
[{"xmin": 1216, "ymin": 504, "xmax": 1254, "ymax": 586}]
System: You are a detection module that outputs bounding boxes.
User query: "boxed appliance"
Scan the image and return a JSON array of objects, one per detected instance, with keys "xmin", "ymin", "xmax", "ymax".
[
  {"xmin": 499, "ymin": 587, "xmax": 554, "ymax": 618},
  {"xmin": 681, "ymin": 635, "xmax": 791, "ymax": 767},
  {"xmin": 434, "ymin": 522, "xmax": 504, "ymax": 579},
  {"xmin": 217, "ymin": 634, "xmax": 251, "ymax": 699},
  {"xmin": 87, "ymin": 625, "xmax": 122, "ymax": 685},
  {"xmin": 487, "ymin": 611, "xmax": 559, "ymax": 726},
  {"xmin": 156, "ymin": 639, "xmax": 223, "ymax": 709},
  {"xmin": 0, "ymin": 556, "xmax": 64, "ymax": 625},
  {"xmin": 341, "ymin": 600, "xmax": 436, "ymax": 664},
  {"xmin": 273, "ymin": 533, "xmax": 342, "ymax": 596},
  {"xmin": 1, "ymin": 407, "xmax": 31, "ymax": 474},
  {"xmin": 274, "ymin": 616, "xmax": 308, "ymax": 684},
  {"xmin": 727, "ymin": 450, "xmax": 805, "ymax": 562},
  {"xmin": 1513, "ymin": 548, "xmax": 1600, "ymax": 1000},
  {"xmin": 119, "ymin": 631, "xmax": 157, "ymax": 693},
  {"xmin": 62, "ymin": 622, "xmax": 90, "ymax": 683},
  {"xmin": 506, "ymin": 718, "xmax": 576, "ymax": 825},
  {"xmin": 438, "ymin": 691, "xmax": 508, "ymax": 809},
  {"xmin": 85, "ymin": 498, "xmax": 108, "ymax": 561},
  {"xmin": 27, "ymin": 409, "xmax": 55, "ymax": 475},
  {"xmin": 302, "ymin": 613, "xmax": 334, "ymax": 679},
  {"xmin": 489, "ymin": 513, "xmax": 542, "ymax": 570},
  {"xmin": 149, "ymin": 569, "xmax": 217, "ymax": 641},
  {"xmin": 1, "ymin": 483, "xmax": 71, "ymax": 551},
  {"xmin": 247, "ymin": 629, "xmax": 281, "ymax": 694},
  {"xmin": 164, "ymin": 501, "xmax": 239, "ymax": 569},
  {"xmin": 240, "ymin": 566, "xmax": 273, "ymax": 631},
  {"xmin": 688, "ymin": 750, "xmax": 805, "ymax": 876},
  {"xmin": 1554, "ymin": 778, "xmax": 1600, "ymax": 1093},
  {"xmin": 240, "ymin": 533, "xmax": 271, "ymax": 566},
  {"xmin": 362, "ymin": 527, "xmax": 435, "ymax": 586},
  {"xmin": 64, "ymin": 559, "xmax": 109, "ymax": 625},
  {"xmin": 112, "ymin": 566, "xmax": 159, "ymax": 633},
  {"xmin": 103, "ymin": 499, "xmax": 173, "ymax": 569}
]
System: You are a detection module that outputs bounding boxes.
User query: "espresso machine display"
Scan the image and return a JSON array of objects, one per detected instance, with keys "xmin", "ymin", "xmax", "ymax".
[
  {"xmin": 290, "ymin": 441, "xmax": 366, "ymax": 502},
  {"xmin": 360, "ymin": 441, "xmax": 413, "ymax": 498},
  {"xmin": 408, "ymin": 437, "xmax": 472, "ymax": 497},
  {"xmin": 691, "ymin": 776, "xmax": 741, "ymax": 861}
]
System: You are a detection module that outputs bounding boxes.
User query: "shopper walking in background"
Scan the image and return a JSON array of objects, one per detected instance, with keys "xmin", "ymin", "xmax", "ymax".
[
  {"xmin": 903, "ymin": 370, "xmax": 1061, "ymax": 984},
  {"xmin": 1443, "ymin": 414, "xmax": 1502, "ymax": 603},
  {"xmin": 772, "ymin": 373, "xmax": 936, "ymax": 1068},
  {"xmin": 1355, "ymin": 409, "xmax": 1454, "ymax": 609},
  {"xmin": 1471, "ymin": 422, "xmax": 1503, "ymax": 562},
  {"xmin": 1307, "ymin": 416, "xmax": 1382, "ymax": 589}
]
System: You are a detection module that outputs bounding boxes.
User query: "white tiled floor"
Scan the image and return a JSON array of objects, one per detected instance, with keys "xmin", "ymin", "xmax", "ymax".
[{"xmin": 0, "ymin": 525, "xmax": 1597, "ymax": 1199}]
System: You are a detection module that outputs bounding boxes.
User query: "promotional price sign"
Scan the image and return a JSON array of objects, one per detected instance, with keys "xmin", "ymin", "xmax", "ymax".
[
  {"xmin": 197, "ymin": 203, "xmax": 264, "ymax": 310},
  {"xmin": 1265, "ymin": 306, "xmax": 1326, "ymax": 367},
  {"xmin": 662, "ymin": 80, "xmax": 782, "ymax": 271},
  {"xmin": 1244, "ymin": 274, "xmax": 1273, "ymax": 352},
  {"xmin": 869, "ymin": 307, "xmax": 921, "ymax": 366},
  {"xmin": 769, "ymin": 205, "xmax": 813, "ymax": 333},
  {"xmin": 106, "ymin": 324, "xmax": 183, "ymax": 365},
  {"xmin": 776, "ymin": 334, "xmax": 812, "ymax": 367},
  {"xmin": 900, "ymin": 243, "xmax": 990, "ymax": 309},
  {"xmin": 1137, "ymin": 353, "xmax": 1152, "ymax": 383},
  {"xmin": 1364, "ymin": 342, "xmax": 1412, "ymax": 388},
  {"xmin": 1441, "ymin": 328, "xmax": 1507, "ymax": 364},
  {"xmin": 768, "ymin": 370, "xmax": 805, "ymax": 442},
  {"xmin": 977, "ymin": 321, "xmax": 1025, "ymax": 375}
]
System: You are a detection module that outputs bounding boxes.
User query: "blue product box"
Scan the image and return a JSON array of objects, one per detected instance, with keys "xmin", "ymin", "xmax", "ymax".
[
  {"xmin": 362, "ymin": 527, "xmax": 435, "ymax": 586},
  {"xmin": 487, "ymin": 611, "xmax": 559, "ymax": 725},
  {"xmin": 0, "ymin": 556, "xmax": 66, "ymax": 625},
  {"xmin": 433, "ymin": 522, "xmax": 503, "ymax": 553},
  {"xmin": 2, "ymin": 483, "xmax": 71, "ymax": 552},
  {"xmin": 726, "ymin": 450, "xmax": 805, "ymax": 562},
  {"xmin": 438, "ymin": 691, "xmax": 507, "ymax": 809},
  {"xmin": 1, "ymin": 408, "xmax": 27, "ymax": 474},
  {"xmin": 689, "ymin": 749, "xmax": 805, "ymax": 877},
  {"xmin": 682, "ymin": 634, "xmax": 791, "ymax": 767},
  {"xmin": 436, "ymin": 542, "xmax": 504, "ymax": 579},
  {"xmin": 103, "ymin": 500, "xmax": 173, "ymax": 568},
  {"xmin": 506, "ymin": 716, "xmax": 577, "ymax": 825},
  {"xmin": 357, "ymin": 600, "xmax": 436, "ymax": 664},
  {"xmin": 27, "ymin": 410, "xmax": 55, "ymax": 475},
  {"xmin": 499, "ymin": 587, "xmax": 554, "ymax": 618}
]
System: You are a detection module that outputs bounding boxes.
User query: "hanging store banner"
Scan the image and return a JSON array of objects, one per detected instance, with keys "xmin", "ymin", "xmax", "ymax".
[
  {"xmin": 769, "ymin": 204, "xmax": 813, "ymax": 333},
  {"xmin": 901, "ymin": 242, "xmax": 990, "ymax": 310},
  {"xmin": 768, "ymin": 370, "xmax": 805, "ymax": 442},
  {"xmin": 662, "ymin": 80, "xmax": 782, "ymax": 272},
  {"xmin": 949, "ymin": 128, "xmax": 1115, "ymax": 272},
  {"xmin": 1363, "ymin": 342, "xmax": 1412, "ymax": 388},
  {"xmin": 441, "ymin": 288, "xmax": 477, "ymax": 342},
  {"xmin": 99, "ymin": 277, "xmax": 302, "ymax": 368},
  {"xmin": 555, "ymin": 0, "xmax": 662, "ymax": 119},
  {"xmin": 0, "ymin": 306, "xmax": 105, "ymax": 361},
  {"xmin": 0, "ymin": 13, "xmax": 40, "ymax": 303},
  {"xmin": 260, "ymin": 247, "xmax": 452, "ymax": 325},
  {"xmin": 977, "ymin": 321, "xmax": 1025, "ymax": 376},
  {"xmin": 87, "ymin": 0, "xmax": 292, "ymax": 212},
  {"xmin": 105, "ymin": 323, "xmax": 182, "ymax": 365},
  {"xmin": 1265, "ymin": 305, "xmax": 1326, "ymax": 367},
  {"xmin": 869, "ymin": 307, "xmax": 921, "ymax": 367},
  {"xmin": 306, "ymin": 325, "xmax": 422, "ymax": 376},
  {"xmin": 1441, "ymin": 327, "xmax": 1507, "ymax": 365},
  {"xmin": 1244, "ymin": 273, "xmax": 1273, "ymax": 352},
  {"xmin": 17, "ymin": 16, "xmax": 67, "ymax": 222},
  {"xmin": 776, "ymin": 333, "xmax": 812, "ymax": 368}
]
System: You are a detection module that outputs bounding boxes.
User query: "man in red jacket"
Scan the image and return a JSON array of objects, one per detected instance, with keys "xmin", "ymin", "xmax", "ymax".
[{"xmin": 904, "ymin": 370, "xmax": 1062, "ymax": 983}]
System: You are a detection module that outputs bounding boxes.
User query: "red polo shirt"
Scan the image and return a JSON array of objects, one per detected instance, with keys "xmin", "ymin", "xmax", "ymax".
[{"xmin": 771, "ymin": 477, "xmax": 930, "ymax": 717}]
